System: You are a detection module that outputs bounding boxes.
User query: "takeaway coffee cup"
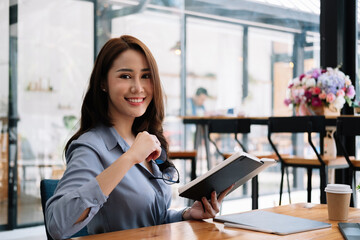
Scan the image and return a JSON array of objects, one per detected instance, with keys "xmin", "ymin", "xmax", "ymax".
[{"xmin": 325, "ymin": 184, "xmax": 352, "ymax": 221}]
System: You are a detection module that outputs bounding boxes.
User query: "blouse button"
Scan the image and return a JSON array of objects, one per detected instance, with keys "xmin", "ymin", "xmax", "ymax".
[{"xmin": 93, "ymin": 199, "xmax": 98, "ymax": 204}]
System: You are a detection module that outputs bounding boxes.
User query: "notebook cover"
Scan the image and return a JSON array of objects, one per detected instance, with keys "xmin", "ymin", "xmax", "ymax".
[
  {"xmin": 214, "ymin": 210, "xmax": 331, "ymax": 235},
  {"xmin": 178, "ymin": 152, "xmax": 275, "ymax": 201}
]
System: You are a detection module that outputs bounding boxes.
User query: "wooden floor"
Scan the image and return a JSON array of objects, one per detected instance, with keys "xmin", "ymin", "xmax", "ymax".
[{"xmin": 0, "ymin": 225, "xmax": 46, "ymax": 240}]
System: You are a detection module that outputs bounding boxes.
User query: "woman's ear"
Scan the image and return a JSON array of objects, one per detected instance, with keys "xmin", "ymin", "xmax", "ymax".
[{"xmin": 101, "ymin": 82, "xmax": 107, "ymax": 92}]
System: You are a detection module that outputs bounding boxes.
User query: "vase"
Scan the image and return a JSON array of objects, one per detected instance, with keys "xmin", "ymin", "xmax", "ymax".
[
  {"xmin": 324, "ymin": 128, "xmax": 337, "ymax": 158},
  {"xmin": 354, "ymin": 107, "xmax": 360, "ymax": 115},
  {"xmin": 296, "ymin": 103, "xmax": 323, "ymax": 116},
  {"xmin": 295, "ymin": 103, "xmax": 340, "ymax": 116},
  {"xmin": 324, "ymin": 106, "xmax": 341, "ymax": 116}
]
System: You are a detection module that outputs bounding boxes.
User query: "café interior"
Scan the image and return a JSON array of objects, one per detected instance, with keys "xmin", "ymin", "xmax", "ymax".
[{"xmin": 1, "ymin": 0, "xmax": 360, "ymax": 239}]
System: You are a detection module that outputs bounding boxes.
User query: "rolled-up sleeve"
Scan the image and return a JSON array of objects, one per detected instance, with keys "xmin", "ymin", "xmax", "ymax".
[
  {"xmin": 45, "ymin": 142, "xmax": 108, "ymax": 240},
  {"xmin": 165, "ymin": 208, "xmax": 184, "ymax": 223}
]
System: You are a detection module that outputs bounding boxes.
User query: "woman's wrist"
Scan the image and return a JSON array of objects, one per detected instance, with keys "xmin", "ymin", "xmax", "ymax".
[
  {"xmin": 122, "ymin": 150, "xmax": 140, "ymax": 165},
  {"xmin": 182, "ymin": 207, "xmax": 192, "ymax": 220}
]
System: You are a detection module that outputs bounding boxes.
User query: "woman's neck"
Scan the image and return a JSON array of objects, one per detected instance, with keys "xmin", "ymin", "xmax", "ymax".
[{"xmin": 112, "ymin": 118, "xmax": 135, "ymax": 146}]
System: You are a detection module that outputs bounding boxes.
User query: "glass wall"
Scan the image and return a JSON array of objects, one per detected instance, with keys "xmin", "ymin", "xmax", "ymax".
[
  {"xmin": 0, "ymin": 0, "xmax": 9, "ymax": 228},
  {"xmin": 4, "ymin": 0, "xmax": 93, "ymax": 227},
  {"xmin": 187, "ymin": 18, "xmax": 243, "ymax": 116}
]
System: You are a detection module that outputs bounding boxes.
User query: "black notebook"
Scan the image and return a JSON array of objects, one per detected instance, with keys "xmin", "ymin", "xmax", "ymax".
[
  {"xmin": 178, "ymin": 151, "xmax": 276, "ymax": 201},
  {"xmin": 214, "ymin": 210, "xmax": 331, "ymax": 235},
  {"xmin": 338, "ymin": 223, "xmax": 360, "ymax": 240}
]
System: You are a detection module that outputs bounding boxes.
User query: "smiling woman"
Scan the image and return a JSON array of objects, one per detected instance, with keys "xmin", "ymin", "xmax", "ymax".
[
  {"xmin": 105, "ymin": 49, "xmax": 154, "ymax": 123},
  {"xmin": 44, "ymin": 35, "xmax": 232, "ymax": 240}
]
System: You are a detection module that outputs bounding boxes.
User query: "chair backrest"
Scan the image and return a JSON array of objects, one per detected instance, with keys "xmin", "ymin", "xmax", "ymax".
[
  {"xmin": 268, "ymin": 116, "xmax": 325, "ymax": 134},
  {"xmin": 267, "ymin": 116, "xmax": 326, "ymax": 164},
  {"xmin": 336, "ymin": 117, "xmax": 360, "ymax": 167},
  {"xmin": 336, "ymin": 117, "xmax": 360, "ymax": 136},
  {"xmin": 208, "ymin": 119, "xmax": 251, "ymax": 155},
  {"xmin": 40, "ymin": 179, "xmax": 89, "ymax": 240},
  {"xmin": 208, "ymin": 119, "xmax": 251, "ymax": 134}
]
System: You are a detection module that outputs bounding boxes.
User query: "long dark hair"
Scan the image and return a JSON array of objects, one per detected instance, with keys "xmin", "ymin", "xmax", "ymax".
[{"xmin": 65, "ymin": 35, "xmax": 171, "ymax": 170}]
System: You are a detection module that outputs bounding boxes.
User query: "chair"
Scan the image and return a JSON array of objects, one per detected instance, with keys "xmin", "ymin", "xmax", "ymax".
[
  {"xmin": 168, "ymin": 150, "xmax": 197, "ymax": 181},
  {"xmin": 207, "ymin": 118, "xmax": 272, "ymax": 209},
  {"xmin": 335, "ymin": 116, "xmax": 360, "ymax": 207},
  {"xmin": 268, "ymin": 116, "xmax": 348, "ymax": 205},
  {"xmin": 207, "ymin": 118, "xmax": 251, "ymax": 160},
  {"xmin": 207, "ymin": 118, "xmax": 278, "ymax": 160},
  {"xmin": 40, "ymin": 179, "xmax": 89, "ymax": 240},
  {"xmin": 168, "ymin": 150, "xmax": 197, "ymax": 206}
]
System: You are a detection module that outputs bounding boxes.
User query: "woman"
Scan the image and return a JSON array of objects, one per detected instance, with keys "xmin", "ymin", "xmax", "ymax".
[{"xmin": 45, "ymin": 35, "xmax": 232, "ymax": 239}]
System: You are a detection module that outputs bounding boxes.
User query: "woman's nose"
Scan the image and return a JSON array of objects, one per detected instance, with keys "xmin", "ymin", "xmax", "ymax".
[{"xmin": 130, "ymin": 77, "xmax": 144, "ymax": 93}]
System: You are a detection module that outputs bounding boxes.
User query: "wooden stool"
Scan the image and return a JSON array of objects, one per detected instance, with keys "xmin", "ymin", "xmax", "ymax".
[{"xmin": 168, "ymin": 150, "xmax": 197, "ymax": 181}]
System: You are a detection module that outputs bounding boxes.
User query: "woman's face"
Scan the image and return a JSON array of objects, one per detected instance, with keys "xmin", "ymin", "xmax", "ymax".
[{"xmin": 106, "ymin": 49, "xmax": 153, "ymax": 122}]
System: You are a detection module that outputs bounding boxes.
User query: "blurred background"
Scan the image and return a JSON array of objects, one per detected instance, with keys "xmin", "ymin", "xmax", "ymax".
[{"xmin": 0, "ymin": 0, "xmax": 360, "ymax": 233}]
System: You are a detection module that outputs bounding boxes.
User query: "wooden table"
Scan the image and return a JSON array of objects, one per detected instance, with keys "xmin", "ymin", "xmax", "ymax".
[{"xmin": 71, "ymin": 203, "xmax": 357, "ymax": 239}]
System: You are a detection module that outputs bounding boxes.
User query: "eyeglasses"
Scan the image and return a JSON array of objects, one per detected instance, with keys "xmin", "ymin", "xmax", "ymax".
[{"xmin": 150, "ymin": 159, "xmax": 180, "ymax": 185}]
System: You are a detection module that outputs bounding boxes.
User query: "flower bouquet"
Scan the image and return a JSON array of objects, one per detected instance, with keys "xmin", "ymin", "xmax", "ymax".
[{"xmin": 284, "ymin": 67, "xmax": 355, "ymax": 116}]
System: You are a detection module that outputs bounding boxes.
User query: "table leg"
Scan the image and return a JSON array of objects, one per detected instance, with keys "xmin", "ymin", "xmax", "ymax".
[
  {"xmin": 203, "ymin": 124, "xmax": 211, "ymax": 170},
  {"xmin": 320, "ymin": 166, "xmax": 328, "ymax": 204},
  {"xmin": 22, "ymin": 165, "xmax": 26, "ymax": 192},
  {"xmin": 190, "ymin": 156, "xmax": 197, "ymax": 181},
  {"xmin": 307, "ymin": 168, "xmax": 312, "ymax": 203},
  {"xmin": 194, "ymin": 124, "xmax": 201, "ymax": 152},
  {"xmin": 251, "ymin": 176, "xmax": 258, "ymax": 210},
  {"xmin": 194, "ymin": 124, "xmax": 211, "ymax": 171}
]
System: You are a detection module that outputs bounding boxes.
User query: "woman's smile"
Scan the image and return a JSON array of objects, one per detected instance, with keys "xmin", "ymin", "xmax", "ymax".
[{"xmin": 126, "ymin": 97, "xmax": 146, "ymax": 105}]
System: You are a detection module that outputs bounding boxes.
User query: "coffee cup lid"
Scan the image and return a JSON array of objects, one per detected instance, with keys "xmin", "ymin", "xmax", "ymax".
[{"xmin": 325, "ymin": 184, "xmax": 352, "ymax": 194}]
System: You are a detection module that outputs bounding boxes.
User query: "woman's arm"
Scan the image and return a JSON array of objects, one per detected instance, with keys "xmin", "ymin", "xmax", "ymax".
[
  {"xmin": 73, "ymin": 151, "xmax": 135, "ymax": 224},
  {"xmin": 76, "ymin": 131, "xmax": 161, "ymax": 223}
]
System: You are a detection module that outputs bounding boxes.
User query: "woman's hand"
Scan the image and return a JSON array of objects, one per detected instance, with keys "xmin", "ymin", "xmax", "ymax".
[
  {"xmin": 182, "ymin": 185, "xmax": 234, "ymax": 220},
  {"xmin": 126, "ymin": 131, "xmax": 162, "ymax": 164}
]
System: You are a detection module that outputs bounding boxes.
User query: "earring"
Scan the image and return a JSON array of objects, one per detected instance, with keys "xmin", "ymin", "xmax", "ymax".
[{"xmin": 102, "ymin": 88, "xmax": 106, "ymax": 92}]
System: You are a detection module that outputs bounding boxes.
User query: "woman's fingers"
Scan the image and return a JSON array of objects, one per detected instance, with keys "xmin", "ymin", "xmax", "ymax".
[
  {"xmin": 209, "ymin": 191, "xmax": 219, "ymax": 213},
  {"xmin": 131, "ymin": 131, "xmax": 162, "ymax": 163},
  {"xmin": 152, "ymin": 135, "xmax": 161, "ymax": 146},
  {"xmin": 144, "ymin": 133, "xmax": 162, "ymax": 161},
  {"xmin": 217, "ymin": 184, "xmax": 234, "ymax": 203},
  {"xmin": 201, "ymin": 197, "xmax": 216, "ymax": 217},
  {"xmin": 189, "ymin": 185, "xmax": 235, "ymax": 220},
  {"xmin": 145, "ymin": 146, "xmax": 161, "ymax": 161}
]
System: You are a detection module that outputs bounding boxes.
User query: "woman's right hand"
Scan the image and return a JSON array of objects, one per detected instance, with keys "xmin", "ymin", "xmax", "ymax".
[
  {"xmin": 126, "ymin": 131, "xmax": 162, "ymax": 164},
  {"xmin": 95, "ymin": 131, "xmax": 161, "ymax": 198}
]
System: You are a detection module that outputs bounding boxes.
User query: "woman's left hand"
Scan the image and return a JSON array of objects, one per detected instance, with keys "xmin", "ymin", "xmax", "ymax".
[{"xmin": 182, "ymin": 185, "xmax": 234, "ymax": 220}]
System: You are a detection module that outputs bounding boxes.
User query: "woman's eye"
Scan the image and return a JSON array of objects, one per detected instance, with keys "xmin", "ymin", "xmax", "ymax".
[
  {"xmin": 142, "ymin": 73, "xmax": 151, "ymax": 79},
  {"xmin": 120, "ymin": 74, "xmax": 131, "ymax": 79}
]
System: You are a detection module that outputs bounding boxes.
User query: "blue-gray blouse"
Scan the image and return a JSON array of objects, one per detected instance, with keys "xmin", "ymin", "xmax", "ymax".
[{"xmin": 45, "ymin": 125, "xmax": 184, "ymax": 239}]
